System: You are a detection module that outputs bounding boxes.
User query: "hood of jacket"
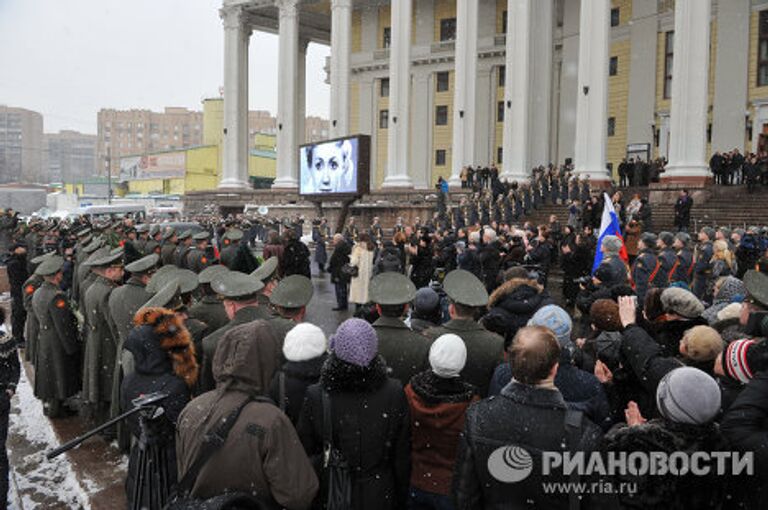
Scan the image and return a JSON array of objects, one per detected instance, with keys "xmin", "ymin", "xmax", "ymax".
[
  {"xmin": 488, "ymin": 277, "xmax": 544, "ymax": 308},
  {"xmin": 713, "ymin": 276, "xmax": 746, "ymax": 304},
  {"xmin": 129, "ymin": 307, "xmax": 198, "ymax": 387},
  {"xmin": 212, "ymin": 319, "xmax": 282, "ymax": 396},
  {"xmin": 409, "ymin": 370, "xmax": 477, "ymax": 405}
]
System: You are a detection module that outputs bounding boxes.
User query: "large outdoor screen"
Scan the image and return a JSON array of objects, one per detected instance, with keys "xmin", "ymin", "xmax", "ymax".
[{"xmin": 299, "ymin": 135, "xmax": 370, "ymax": 197}]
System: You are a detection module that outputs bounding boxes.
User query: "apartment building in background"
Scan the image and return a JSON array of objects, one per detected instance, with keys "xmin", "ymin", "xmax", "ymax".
[{"xmin": 0, "ymin": 105, "xmax": 44, "ymax": 184}]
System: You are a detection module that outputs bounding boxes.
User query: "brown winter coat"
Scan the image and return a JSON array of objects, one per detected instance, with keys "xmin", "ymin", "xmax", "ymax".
[
  {"xmin": 176, "ymin": 320, "xmax": 318, "ymax": 509},
  {"xmin": 624, "ymin": 221, "xmax": 642, "ymax": 257}
]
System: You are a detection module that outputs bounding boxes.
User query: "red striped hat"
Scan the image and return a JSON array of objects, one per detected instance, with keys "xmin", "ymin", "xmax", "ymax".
[{"xmin": 723, "ymin": 339, "xmax": 756, "ymax": 383}]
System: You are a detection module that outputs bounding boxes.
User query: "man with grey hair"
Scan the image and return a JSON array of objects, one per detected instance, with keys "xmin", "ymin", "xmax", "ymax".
[
  {"xmin": 328, "ymin": 233, "xmax": 352, "ymax": 311},
  {"xmin": 597, "ymin": 235, "xmax": 629, "ymax": 285}
]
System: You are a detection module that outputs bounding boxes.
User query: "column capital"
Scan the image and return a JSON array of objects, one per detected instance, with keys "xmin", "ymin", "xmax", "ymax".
[
  {"xmin": 331, "ymin": 0, "xmax": 353, "ymax": 11},
  {"xmin": 220, "ymin": 5, "xmax": 245, "ymax": 30},
  {"xmin": 276, "ymin": 0, "xmax": 298, "ymax": 18}
]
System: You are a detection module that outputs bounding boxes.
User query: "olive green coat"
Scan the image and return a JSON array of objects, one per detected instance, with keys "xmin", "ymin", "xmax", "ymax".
[{"xmin": 82, "ymin": 275, "xmax": 120, "ymax": 404}]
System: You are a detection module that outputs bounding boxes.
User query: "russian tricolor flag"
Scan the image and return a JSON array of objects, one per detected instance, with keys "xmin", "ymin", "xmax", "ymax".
[{"xmin": 592, "ymin": 192, "xmax": 628, "ymax": 273}]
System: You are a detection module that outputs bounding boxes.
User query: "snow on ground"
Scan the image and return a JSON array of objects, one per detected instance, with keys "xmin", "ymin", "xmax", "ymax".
[{"xmin": 8, "ymin": 369, "xmax": 90, "ymax": 509}]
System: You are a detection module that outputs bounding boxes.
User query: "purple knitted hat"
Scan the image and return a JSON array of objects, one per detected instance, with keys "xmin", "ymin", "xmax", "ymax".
[{"xmin": 330, "ymin": 318, "xmax": 379, "ymax": 367}]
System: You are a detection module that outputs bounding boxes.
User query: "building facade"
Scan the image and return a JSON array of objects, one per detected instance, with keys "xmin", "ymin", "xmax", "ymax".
[
  {"xmin": 219, "ymin": 0, "xmax": 768, "ymax": 190},
  {"xmin": 45, "ymin": 130, "xmax": 98, "ymax": 183},
  {"xmin": 0, "ymin": 105, "xmax": 44, "ymax": 184}
]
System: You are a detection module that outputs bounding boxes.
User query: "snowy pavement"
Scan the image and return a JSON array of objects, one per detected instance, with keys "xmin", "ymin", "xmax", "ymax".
[{"xmin": 7, "ymin": 366, "xmax": 128, "ymax": 509}]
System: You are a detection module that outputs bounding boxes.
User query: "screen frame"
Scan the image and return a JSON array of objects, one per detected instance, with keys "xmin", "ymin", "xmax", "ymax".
[{"xmin": 298, "ymin": 134, "xmax": 371, "ymax": 199}]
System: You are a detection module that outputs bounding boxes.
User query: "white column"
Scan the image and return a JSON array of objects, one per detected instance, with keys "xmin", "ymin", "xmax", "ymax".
[
  {"xmin": 219, "ymin": 6, "xmax": 249, "ymax": 189},
  {"xmin": 297, "ymin": 38, "xmax": 308, "ymax": 145},
  {"xmin": 573, "ymin": 0, "xmax": 611, "ymax": 182},
  {"xmin": 450, "ymin": 0, "xmax": 479, "ymax": 188},
  {"xmin": 664, "ymin": 0, "xmax": 712, "ymax": 181},
  {"xmin": 273, "ymin": 0, "xmax": 300, "ymax": 189},
  {"xmin": 530, "ymin": 0, "xmax": 553, "ymax": 167},
  {"xmin": 382, "ymin": 0, "xmax": 413, "ymax": 188},
  {"xmin": 330, "ymin": 0, "xmax": 352, "ymax": 138},
  {"xmin": 501, "ymin": 0, "xmax": 532, "ymax": 183},
  {"xmin": 411, "ymin": 71, "xmax": 432, "ymax": 189}
]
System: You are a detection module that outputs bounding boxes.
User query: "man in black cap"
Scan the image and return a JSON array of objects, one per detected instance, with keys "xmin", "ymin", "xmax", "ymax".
[
  {"xmin": 423, "ymin": 270, "xmax": 504, "ymax": 397},
  {"xmin": 6, "ymin": 242, "xmax": 28, "ymax": 346},
  {"xmin": 30, "ymin": 256, "xmax": 81, "ymax": 417},
  {"xmin": 632, "ymin": 233, "xmax": 658, "ymax": 304},
  {"xmin": 692, "ymin": 227, "xmax": 715, "ymax": 300},
  {"xmin": 198, "ymin": 271, "xmax": 266, "ymax": 392},
  {"xmin": 82, "ymin": 248, "xmax": 124, "ymax": 426},
  {"xmin": 370, "ymin": 272, "xmax": 430, "ymax": 385},
  {"xmin": 185, "ymin": 231, "xmax": 212, "ymax": 273}
]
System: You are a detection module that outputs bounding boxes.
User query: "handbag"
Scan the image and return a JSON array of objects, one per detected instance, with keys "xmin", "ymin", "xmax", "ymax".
[
  {"xmin": 340, "ymin": 263, "xmax": 358, "ymax": 278},
  {"xmin": 322, "ymin": 391, "xmax": 353, "ymax": 510}
]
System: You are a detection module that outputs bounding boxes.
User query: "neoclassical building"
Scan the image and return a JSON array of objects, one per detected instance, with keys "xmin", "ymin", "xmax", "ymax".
[{"xmin": 218, "ymin": 0, "xmax": 768, "ymax": 191}]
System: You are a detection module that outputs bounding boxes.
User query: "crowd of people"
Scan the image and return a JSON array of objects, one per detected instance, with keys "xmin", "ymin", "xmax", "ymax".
[
  {"xmin": 709, "ymin": 149, "xmax": 768, "ymax": 191},
  {"xmin": 0, "ymin": 186, "xmax": 767, "ymax": 510}
]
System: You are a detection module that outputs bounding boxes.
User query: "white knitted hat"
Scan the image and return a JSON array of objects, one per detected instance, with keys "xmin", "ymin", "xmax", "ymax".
[
  {"xmin": 283, "ymin": 323, "xmax": 327, "ymax": 362},
  {"xmin": 429, "ymin": 334, "xmax": 467, "ymax": 378}
]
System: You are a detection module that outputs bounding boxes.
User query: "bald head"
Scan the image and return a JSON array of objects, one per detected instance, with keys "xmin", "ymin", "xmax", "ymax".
[{"xmin": 510, "ymin": 326, "xmax": 561, "ymax": 385}]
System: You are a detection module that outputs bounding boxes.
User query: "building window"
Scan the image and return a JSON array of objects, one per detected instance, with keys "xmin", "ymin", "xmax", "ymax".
[
  {"xmin": 610, "ymin": 7, "xmax": 620, "ymax": 27},
  {"xmin": 436, "ymin": 71, "xmax": 450, "ymax": 92},
  {"xmin": 497, "ymin": 147, "xmax": 503, "ymax": 164},
  {"xmin": 379, "ymin": 109, "xmax": 389, "ymax": 129},
  {"xmin": 497, "ymin": 101, "xmax": 505, "ymax": 122},
  {"xmin": 435, "ymin": 105, "xmax": 448, "ymax": 126},
  {"xmin": 435, "ymin": 149, "xmax": 446, "ymax": 166},
  {"xmin": 664, "ymin": 31, "xmax": 674, "ymax": 99},
  {"xmin": 609, "ymin": 56, "xmax": 618, "ymax": 76},
  {"xmin": 383, "ymin": 27, "xmax": 391, "ymax": 48},
  {"xmin": 498, "ymin": 65, "xmax": 505, "ymax": 87},
  {"xmin": 380, "ymin": 78, "xmax": 389, "ymax": 97},
  {"xmin": 440, "ymin": 18, "xmax": 457, "ymax": 42},
  {"xmin": 502, "ymin": 10, "xmax": 508, "ymax": 34},
  {"xmin": 759, "ymin": 11, "xmax": 768, "ymax": 86},
  {"xmin": 607, "ymin": 117, "xmax": 616, "ymax": 137}
]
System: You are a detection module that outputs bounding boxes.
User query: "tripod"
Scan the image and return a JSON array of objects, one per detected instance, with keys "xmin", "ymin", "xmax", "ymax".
[{"xmin": 47, "ymin": 392, "xmax": 171, "ymax": 510}]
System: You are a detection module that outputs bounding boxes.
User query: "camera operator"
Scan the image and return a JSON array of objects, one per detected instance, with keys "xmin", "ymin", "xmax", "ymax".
[
  {"xmin": 409, "ymin": 232, "xmax": 435, "ymax": 290},
  {"xmin": 525, "ymin": 225, "xmax": 553, "ymax": 287}
]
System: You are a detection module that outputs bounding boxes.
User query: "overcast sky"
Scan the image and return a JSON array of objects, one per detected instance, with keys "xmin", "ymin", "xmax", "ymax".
[{"xmin": 0, "ymin": 0, "xmax": 330, "ymax": 134}]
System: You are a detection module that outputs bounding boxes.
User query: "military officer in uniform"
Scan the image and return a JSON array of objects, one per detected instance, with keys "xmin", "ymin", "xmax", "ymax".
[
  {"xmin": 22, "ymin": 252, "xmax": 53, "ymax": 364},
  {"xmin": 143, "ymin": 225, "xmax": 163, "ymax": 256},
  {"xmin": 251, "ymin": 256, "xmax": 280, "ymax": 307},
  {"xmin": 185, "ymin": 231, "xmax": 212, "ymax": 273},
  {"xmin": 692, "ymin": 227, "xmax": 715, "ymax": 300},
  {"xmin": 267, "ymin": 274, "xmax": 314, "ymax": 348},
  {"xmin": 198, "ymin": 271, "xmax": 267, "ymax": 393},
  {"xmin": 174, "ymin": 230, "xmax": 193, "ymax": 268},
  {"xmin": 107, "ymin": 252, "xmax": 158, "ymax": 435},
  {"xmin": 218, "ymin": 229, "xmax": 243, "ymax": 269},
  {"xmin": 133, "ymin": 224, "xmax": 150, "ymax": 254},
  {"xmin": 31, "ymin": 256, "xmax": 81, "ymax": 417},
  {"xmin": 75, "ymin": 238, "xmax": 104, "ymax": 307},
  {"xmin": 369, "ymin": 272, "xmax": 430, "ymax": 385},
  {"xmin": 82, "ymin": 247, "xmax": 124, "ymax": 426},
  {"xmin": 71, "ymin": 228, "xmax": 92, "ymax": 302},
  {"xmin": 422, "ymin": 269, "xmax": 504, "ymax": 397},
  {"xmin": 160, "ymin": 228, "xmax": 178, "ymax": 266},
  {"xmin": 670, "ymin": 232, "xmax": 694, "ymax": 286},
  {"xmin": 187, "ymin": 264, "xmax": 230, "ymax": 335},
  {"xmin": 655, "ymin": 232, "xmax": 677, "ymax": 288},
  {"xmin": 632, "ymin": 233, "xmax": 658, "ymax": 305}
]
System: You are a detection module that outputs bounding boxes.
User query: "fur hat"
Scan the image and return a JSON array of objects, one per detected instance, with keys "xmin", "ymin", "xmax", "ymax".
[
  {"xmin": 283, "ymin": 323, "xmax": 327, "ymax": 362},
  {"xmin": 590, "ymin": 299, "xmax": 622, "ymax": 332},
  {"xmin": 131, "ymin": 307, "xmax": 198, "ymax": 387},
  {"xmin": 656, "ymin": 367, "xmax": 721, "ymax": 425},
  {"xmin": 716, "ymin": 302, "xmax": 742, "ymax": 322},
  {"xmin": 601, "ymin": 235, "xmax": 622, "ymax": 254},
  {"xmin": 659, "ymin": 231, "xmax": 675, "ymax": 247},
  {"xmin": 330, "ymin": 318, "xmax": 378, "ymax": 367},
  {"xmin": 661, "ymin": 287, "xmax": 704, "ymax": 318},
  {"xmin": 681, "ymin": 325, "xmax": 723, "ymax": 362},
  {"xmin": 429, "ymin": 334, "xmax": 467, "ymax": 378}
]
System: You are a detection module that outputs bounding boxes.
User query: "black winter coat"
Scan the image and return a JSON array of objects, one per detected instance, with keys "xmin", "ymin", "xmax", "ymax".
[
  {"xmin": 297, "ymin": 354, "xmax": 411, "ymax": 510},
  {"xmin": 329, "ymin": 242, "xmax": 352, "ymax": 283},
  {"xmin": 648, "ymin": 316, "xmax": 708, "ymax": 358},
  {"xmin": 482, "ymin": 278, "xmax": 555, "ymax": 347},
  {"xmin": 453, "ymin": 381, "xmax": 603, "ymax": 509},
  {"xmin": 267, "ymin": 355, "xmax": 326, "ymax": 425}
]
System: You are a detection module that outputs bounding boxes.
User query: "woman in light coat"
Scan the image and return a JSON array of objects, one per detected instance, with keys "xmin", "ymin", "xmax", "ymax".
[{"xmin": 349, "ymin": 232, "xmax": 375, "ymax": 310}]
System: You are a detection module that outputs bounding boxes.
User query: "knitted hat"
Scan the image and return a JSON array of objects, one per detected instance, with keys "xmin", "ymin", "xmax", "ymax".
[
  {"xmin": 589, "ymin": 299, "xmax": 622, "ymax": 332},
  {"xmin": 527, "ymin": 305, "xmax": 573, "ymax": 347},
  {"xmin": 283, "ymin": 323, "xmax": 327, "ymax": 362},
  {"xmin": 661, "ymin": 287, "xmax": 704, "ymax": 318},
  {"xmin": 721, "ymin": 339, "xmax": 767, "ymax": 383},
  {"xmin": 682, "ymin": 325, "xmax": 723, "ymax": 362},
  {"xmin": 656, "ymin": 367, "xmax": 721, "ymax": 425},
  {"xmin": 601, "ymin": 235, "xmax": 622, "ymax": 254},
  {"xmin": 413, "ymin": 287, "xmax": 440, "ymax": 314},
  {"xmin": 329, "ymin": 318, "xmax": 378, "ymax": 367},
  {"xmin": 429, "ymin": 334, "xmax": 467, "ymax": 378}
]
